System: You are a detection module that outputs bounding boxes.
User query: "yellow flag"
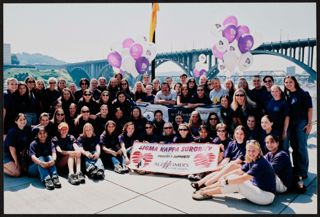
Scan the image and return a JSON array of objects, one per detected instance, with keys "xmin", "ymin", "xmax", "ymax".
[{"xmin": 149, "ymin": 3, "xmax": 160, "ymax": 42}]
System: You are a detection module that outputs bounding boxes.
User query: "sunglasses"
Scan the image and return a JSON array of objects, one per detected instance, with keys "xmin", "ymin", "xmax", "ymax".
[
  {"xmin": 84, "ymin": 93, "xmax": 92, "ymax": 96},
  {"xmin": 56, "ymin": 113, "xmax": 64, "ymax": 116},
  {"xmin": 253, "ymin": 80, "xmax": 260, "ymax": 82},
  {"xmin": 145, "ymin": 126, "xmax": 152, "ymax": 129},
  {"xmin": 210, "ymin": 117, "xmax": 218, "ymax": 120},
  {"xmin": 82, "ymin": 110, "xmax": 90, "ymax": 113},
  {"xmin": 264, "ymin": 80, "xmax": 272, "ymax": 83},
  {"xmin": 235, "ymin": 94, "xmax": 245, "ymax": 97},
  {"xmin": 121, "ymin": 83, "xmax": 127, "ymax": 85},
  {"xmin": 102, "ymin": 94, "xmax": 109, "ymax": 96},
  {"xmin": 179, "ymin": 128, "xmax": 188, "ymax": 131},
  {"xmin": 81, "ymin": 83, "xmax": 88, "ymax": 85},
  {"xmin": 49, "ymin": 82, "xmax": 56, "ymax": 84},
  {"xmin": 197, "ymin": 89, "xmax": 204, "ymax": 91},
  {"xmin": 164, "ymin": 127, "xmax": 172, "ymax": 129},
  {"xmin": 28, "ymin": 80, "xmax": 35, "ymax": 83},
  {"xmin": 217, "ymin": 130, "xmax": 226, "ymax": 133}
]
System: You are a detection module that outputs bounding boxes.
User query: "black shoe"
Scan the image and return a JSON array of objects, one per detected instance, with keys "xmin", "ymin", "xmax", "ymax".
[
  {"xmin": 77, "ymin": 172, "xmax": 86, "ymax": 184},
  {"xmin": 296, "ymin": 178, "xmax": 307, "ymax": 194},
  {"xmin": 51, "ymin": 175, "xmax": 62, "ymax": 188},
  {"xmin": 68, "ymin": 173, "xmax": 80, "ymax": 185},
  {"xmin": 44, "ymin": 176, "xmax": 55, "ymax": 190},
  {"xmin": 89, "ymin": 168, "xmax": 98, "ymax": 179},
  {"xmin": 96, "ymin": 170, "xmax": 105, "ymax": 180},
  {"xmin": 122, "ymin": 165, "xmax": 130, "ymax": 173}
]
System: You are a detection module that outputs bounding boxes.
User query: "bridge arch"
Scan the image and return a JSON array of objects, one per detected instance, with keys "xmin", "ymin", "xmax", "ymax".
[
  {"xmin": 155, "ymin": 58, "xmax": 192, "ymax": 76},
  {"xmin": 68, "ymin": 67, "xmax": 90, "ymax": 86},
  {"xmin": 207, "ymin": 50, "xmax": 317, "ymax": 82}
]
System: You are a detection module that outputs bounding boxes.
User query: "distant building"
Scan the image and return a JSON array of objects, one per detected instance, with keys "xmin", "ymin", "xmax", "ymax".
[{"xmin": 3, "ymin": 43, "xmax": 11, "ymax": 64}]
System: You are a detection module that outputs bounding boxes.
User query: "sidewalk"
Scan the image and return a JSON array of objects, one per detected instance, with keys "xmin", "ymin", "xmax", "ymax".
[{"xmin": 4, "ymin": 133, "xmax": 317, "ymax": 214}]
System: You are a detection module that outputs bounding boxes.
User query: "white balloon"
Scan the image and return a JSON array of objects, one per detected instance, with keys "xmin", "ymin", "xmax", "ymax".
[
  {"xmin": 214, "ymin": 37, "xmax": 229, "ymax": 52},
  {"xmin": 121, "ymin": 56, "xmax": 139, "ymax": 77},
  {"xmin": 120, "ymin": 48, "xmax": 130, "ymax": 58},
  {"xmin": 143, "ymin": 42, "xmax": 157, "ymax": 61},
  {"xmin": 198, "ymin": 54, "xmax": 207, "ymax": 63},
  {"xmin": 195, "ymin": 62, "xmax": 204, "ymax": 71},
  {"xmin": 223, "ymin": 51, "xmax": 240, "ymax": 72},
  {"xmin": 238, "ymin": 52, "xmax": 254, "ymax": 71},
  {"xmin": 210, "ymin": 23, "xmax": 223, "ymax": 39}
]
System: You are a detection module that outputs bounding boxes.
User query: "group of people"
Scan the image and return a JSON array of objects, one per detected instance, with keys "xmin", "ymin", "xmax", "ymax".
[{"xmin": 3, "ymin": 72, "xmax": 313, "ymax": 205}]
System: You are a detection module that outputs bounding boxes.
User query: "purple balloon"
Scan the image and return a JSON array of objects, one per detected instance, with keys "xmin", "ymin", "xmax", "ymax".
[
  {"xmin": 223, "ymin": 16, "xmax": 238, "ymax": 27},
  {"xmin": 199, "ymin": 69, "xmax": 207, "ymax": 77},
  {"xmin": 135, "ymin": 56, "xmax": 150, "ymax": 74},
  {"xmin": 222, "ymin": 25, "xmax": 238, "ymax": 43},
  {"xmin": 130, "ymin": 43, "xmax": 143, "ymax": 60},
  {"xmin": 122, "ymin": 38, "xmax": 135, "ymax": 49},
  {"xmin": 238, "ymin": 34, "xmax": 254, "ymax": 53},
  {"xmin": 193, "ymin": 69, "xmax": 200, "ymax": 77},
  {"xmin": 236, "ymin": 25, "xmax": 250, "ymax": 40},
  {"xmin": 107, "ymin": 51, "xmax": 122, "ymax": 68}
]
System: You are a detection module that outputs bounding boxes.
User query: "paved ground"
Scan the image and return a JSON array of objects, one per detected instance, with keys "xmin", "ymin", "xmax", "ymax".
[{"xmin": 4, "ymin": 132, "xmax": 317, "ymax": 214}]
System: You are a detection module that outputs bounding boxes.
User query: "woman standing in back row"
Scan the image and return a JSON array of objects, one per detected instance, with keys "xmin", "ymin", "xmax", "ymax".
[{"xmin": 284, "ymin": 75, "xmax": 313, "ymax": 192}]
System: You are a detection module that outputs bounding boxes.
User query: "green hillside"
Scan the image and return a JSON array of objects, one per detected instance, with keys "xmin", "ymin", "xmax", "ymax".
[{"xmin": 4, "ymin": 68, "xmax": 74, "ymax": 86}]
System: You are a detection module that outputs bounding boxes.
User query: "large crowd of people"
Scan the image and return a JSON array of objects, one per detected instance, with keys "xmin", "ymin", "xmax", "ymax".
[{"xmin": 3, "ymin": 72, "xmax": 313, "ymax": 205}]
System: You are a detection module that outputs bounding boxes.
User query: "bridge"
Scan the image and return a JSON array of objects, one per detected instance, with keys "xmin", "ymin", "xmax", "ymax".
[
  {"xmin": 6, "ymin": 38, "xmax": 314, "ymax": 83},
  {"xmin": 63, "ymin": 38, "xmax": 316, "ymax": 82}
]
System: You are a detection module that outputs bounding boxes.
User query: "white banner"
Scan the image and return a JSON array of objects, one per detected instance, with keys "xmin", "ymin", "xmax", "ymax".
[
  {"xmin": 137, "ymin": 103, "xmax": 170, "ymax": 122},
  {"xmin": 128, "ymin": 142, "xmax": 220, "ymax": 175}
]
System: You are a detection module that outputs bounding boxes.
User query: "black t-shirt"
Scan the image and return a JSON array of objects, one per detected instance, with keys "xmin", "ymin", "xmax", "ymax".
[
  {"xmin": 194, "ymin": 136, "xmax": 213, "ymax": 143},
  {"xmin": 250, "ymin": 86, "xmax": 269, "ymax": 110},
  {"xmin": 43, "ymin": 88, "xmax": 61, "ymax": 112},
  {"xmin": 266, "ymin": 98, "xmax": 289, "ymax": 132},
  {"xmin": 241, "ymin": 157, "xmax": 276, "ymax": 194},
  {"xmin": 152, "ymin": 119, "xmax": 165, "ymax": 137},
  {"xmin": 29, "ymin": 139, "xmax": 56, "ymax": 157},
  {"xmin": 119, "ymin": 133, "xmax": 136, "ymax": 149},
  {"xmin": 77, "ymin": 136, "xmax": 99, "ymax": 153},
  {"xmin": 51, "ymin": 134, "xmax": 77, "ymax": 151},
  {"xmin": 265, "ymin": 150, "xmax": 293, "ymax": 189},
  {"xmin": 173, "ymin": 135, "xmax": 194, "ymax": 143},
  {"xmin": 212, "ymin": 137, "xmax": 233, "ymax": 151},
  {"xmin": 99, "ymin": 132, "xmax": 121, "ymax": 151},
  {"xmin": 4, "ymin": 126, "xmax": 32, "ymax": 154},
  {"xmin": 74, "ymin": 118, "xmax": 96, "ymax": 137},
  {"xmin": 134, "ymin": 91, "xmax": 147, "ymax": 102},
  {"xmin": 143, "ymin": 133, "xmax": 159, "ymax": 143},
  {"xmin": 286, "ymin": 89, "xmax": 312, "ymax": 121},
  {"xmin": 131, "ymin": 117, "xmax": 147, "ymax": 141},
  {"xmin": 159, "ymin": 134, "xmax": 176, "ymax": 144},
  {"xmin": 4, "ymin": 90, "xmax": 17, "ymax": 132},
  {"xmin": 77, "ymin": 99, "xmax": 100, "ymax": 115},
  {"xmin": 190, "ymin": 94, "xmax": 211, "ymax": 105},
  {"xmin": 95, "ymin": 114, "xmax": 110, "ymax": 136}
]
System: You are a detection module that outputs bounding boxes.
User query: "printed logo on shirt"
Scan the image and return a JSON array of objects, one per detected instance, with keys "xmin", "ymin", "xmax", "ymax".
[{"xmin": 291, "ymin": 97, "xmax": 297, "ymax": 105}]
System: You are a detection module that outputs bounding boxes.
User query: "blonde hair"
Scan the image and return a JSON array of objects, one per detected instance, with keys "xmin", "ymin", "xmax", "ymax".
[
  {"xmin": 81, "ymin": 123, "xmax": 95, "ymax": 138},
  {"xmin": 231, "ymin": 88, "xmax": 256, "ymax": 111},
  {"xmin": 245, "ymin": 140, "xmax": 263, "ymax": 163}
]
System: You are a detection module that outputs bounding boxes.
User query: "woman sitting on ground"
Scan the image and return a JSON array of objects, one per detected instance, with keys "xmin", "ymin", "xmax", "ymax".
[
  {"xmin": 119, "ymin": 122, "xmax": 138, "ymax": 169},
  {"xmin": 4, "ymin": 113, "xmax": 32, "ymax": 177},
  {"xmin": 192, "ymin": 140, "xmax": 276, "ymax": 206},
  {"xmin": 264, "ymin": 135, "xmax": 293, "ymax": 193},
  {"xmin": 51, "ymin": 122, "xmax": 85, "ymax": 185},
  {"xmin": 77, "ymin": 123, "xmax": 105, "ymax": 180},
  {"xmin": 100, "ymin": 120, "xmax": 128, "ymax": 174},
  {"xmin": 28, "ymin": 127, "xmax": 61, "ymax": 190},
  {"xmin": 191, "ymin": 125, "xmax": 247, "ymax": 190}
]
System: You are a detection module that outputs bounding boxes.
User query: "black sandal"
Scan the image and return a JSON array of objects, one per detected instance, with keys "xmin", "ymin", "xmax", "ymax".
[{"xmin": 191, "ymin": 182, "xmax": 201, "ymax": 191}]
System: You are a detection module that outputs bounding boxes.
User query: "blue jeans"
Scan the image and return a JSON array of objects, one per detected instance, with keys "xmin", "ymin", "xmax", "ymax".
[
  {"xmin": 85, "ymin": 155, "xmax": 104, "ymax": 172},
  {"xmin": 289, "ymin": 119, "xmax": 309, "ymax": 178},
  {"xmin": 35, "ymin": 156, "xmax": 58, "ymax": 182},
  {"xmin": 111, "ymin": 155, "xmax": 125, "ymax": 167}
]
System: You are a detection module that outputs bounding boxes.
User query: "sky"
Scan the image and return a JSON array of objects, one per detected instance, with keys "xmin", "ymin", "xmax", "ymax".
[{"xmin": 3, "ymin": 3, "xmax": 317, "ymax": 73}]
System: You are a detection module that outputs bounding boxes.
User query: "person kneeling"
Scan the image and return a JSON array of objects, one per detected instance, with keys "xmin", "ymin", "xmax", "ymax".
[{"xmin": 192, "ymin": 140, "xmax": 276, "ymax": 206}]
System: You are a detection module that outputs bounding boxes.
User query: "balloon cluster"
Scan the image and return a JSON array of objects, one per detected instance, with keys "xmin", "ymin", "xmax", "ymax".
[
  {"xmin": 211, "ymin": 16, "xmax": 254, "ymax": 77},
  {"xmin": 193, "ymin": 54, "xmax": 208, "ymax": 78},
  {"xmin": 107, "ymin": 37, "xmax": 157, "ymax": 77}
]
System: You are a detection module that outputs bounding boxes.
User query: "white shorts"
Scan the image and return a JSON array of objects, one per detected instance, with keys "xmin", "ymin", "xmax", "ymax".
[
  {"xmin": 220, "ymin": 174, "xmax": 275, "ymax": 205},
  {"xmin": 275, "ymin": 175, "xmax": 287, "ymax": 193}
]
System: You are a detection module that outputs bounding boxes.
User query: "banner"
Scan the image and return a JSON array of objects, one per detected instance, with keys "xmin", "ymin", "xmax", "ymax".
[
  {"xmin": 137, "ymin": 103, "xmax": 170, "ymax": 122},
  {"xmin": 128, "ymin": 142, "xmax": 220, "ymax": 175}
]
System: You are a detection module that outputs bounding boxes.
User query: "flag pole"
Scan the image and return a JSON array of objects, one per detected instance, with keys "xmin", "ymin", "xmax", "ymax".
[{"xmin": 151, "ymin": 31, "xmax": 156, "ymax": 81}]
